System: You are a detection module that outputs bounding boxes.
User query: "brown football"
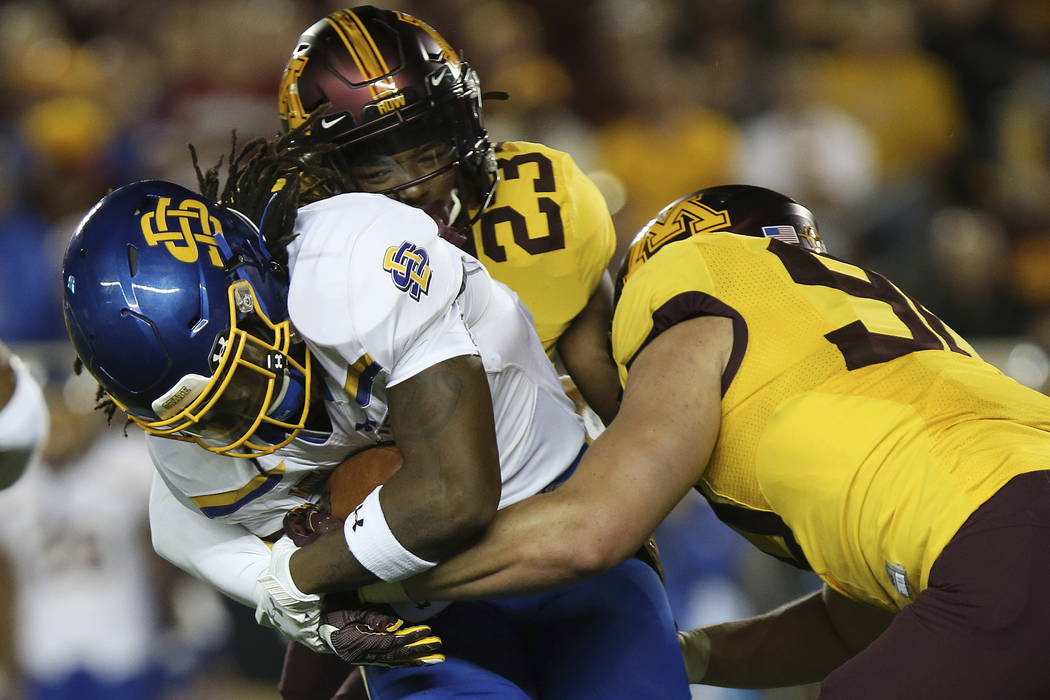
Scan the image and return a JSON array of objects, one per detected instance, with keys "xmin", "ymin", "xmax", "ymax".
[{"xmin": 324, "ymin": 444, "xmax": 404, "ymax": 519}]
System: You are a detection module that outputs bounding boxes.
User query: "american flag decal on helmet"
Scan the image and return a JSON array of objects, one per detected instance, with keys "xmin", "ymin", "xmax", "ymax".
[{"xmin": 762, "ymin": 225, "xmax": 800, "ymax": 244}]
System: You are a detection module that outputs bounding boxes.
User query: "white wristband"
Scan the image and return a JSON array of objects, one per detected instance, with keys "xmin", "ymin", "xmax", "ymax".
[{"xmin": 344, "ymin": 485, "xmax": 436, "ymax": 582}]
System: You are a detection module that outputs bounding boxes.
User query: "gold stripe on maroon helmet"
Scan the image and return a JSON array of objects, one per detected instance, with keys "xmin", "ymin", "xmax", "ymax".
[
  {"xmin": 325, "ymin": 9, "xmax": 396, "ymax": 101},
  {"xmin": 278, "ymin": 53, "xmax": 309, "ymax": 129},
  {"xmin": 394, "ymin": 11, "xmax": 460, "ymax": 68}
]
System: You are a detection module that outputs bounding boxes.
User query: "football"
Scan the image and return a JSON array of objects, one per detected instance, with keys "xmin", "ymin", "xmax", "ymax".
[{"xmin": 325, "ymin": 444, "xmax": 404, "ymax": 519}]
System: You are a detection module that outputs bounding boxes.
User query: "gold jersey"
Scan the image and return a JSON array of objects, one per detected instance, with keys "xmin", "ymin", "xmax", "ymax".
[
  {"xmin": 613, "ymin": 233, "xmax": 1050, "ymax": 611},
  {"xmin": 465, "ymin": 141, "xmax": 615, "ymax": 355}
]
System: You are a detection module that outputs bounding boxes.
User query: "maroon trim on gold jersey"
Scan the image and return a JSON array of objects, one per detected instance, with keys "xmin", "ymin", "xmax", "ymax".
[
  {"xmin": 629, "ymin": 291, "xmax": 748, "ymax": 397},
  {"xmin": 701, "ymin": 496, "xmax": 812, "ymax": 570}
]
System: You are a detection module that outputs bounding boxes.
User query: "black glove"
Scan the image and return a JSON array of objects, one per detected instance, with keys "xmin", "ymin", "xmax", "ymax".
[
  {"xmin": 283, "ymin": 503, "xmax": 344, "ymax": 546},
  {"xmin": 282, "ymin": 506, "xmax": 445, "ymax": 667},
  {"xmin": 320, "ymin": 593, "xmax": 444, "ymax": 667},
  {"xmin": 635, "ymin": 535, "xmax": 666, "ymax": 583}
]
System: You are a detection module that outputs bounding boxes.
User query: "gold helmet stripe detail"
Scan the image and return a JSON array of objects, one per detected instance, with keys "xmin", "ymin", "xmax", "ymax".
[
  {"xmin": 278, "ymin": 54, "xmax": 309, "ymax": 129},
  {"xmin": 394, "ymin": 11, "xmax": 460, "ymax": 67},
  {"xmin": 325, "ymin": 9, "xmax": 396, "ymax": 101}
]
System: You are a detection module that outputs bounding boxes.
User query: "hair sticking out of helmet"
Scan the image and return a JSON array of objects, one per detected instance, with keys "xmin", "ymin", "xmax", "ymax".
[
  {"xmin": 61, "ymin": 180, "xmax": 313, "ymax": 458},
  {"xmin": 277, "ymin": 6, "xmax": 497, "ymax": 235},
  {"xmin": 618, "ymin": 184, "xmax": 826, "ymax": 294}
]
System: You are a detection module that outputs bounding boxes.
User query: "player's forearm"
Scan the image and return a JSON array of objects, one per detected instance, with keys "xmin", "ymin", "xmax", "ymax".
[
  {"xmin": 683, "ymin": 589, "xmax": 854, "ymax": 688},
  {"xmin": 288, "ymin": 528, "xmax": 377, "ymax": 593},
  {"xmin": 381, "ymin": 421, "xmax": 700, "ymax": 601},
  {"xmin": 556, "ymin": 272, "xmax": 620, "ymax": 426},
  {"xmin": 291, "ymin": 465, "xmax": 501, "ymax": 595},
  {"xmin": 290, "ymin": 352, "xmax": 505, "ymax": 595},
  {"xmin": 383, "ymin": 493, "xmax": 619, "ymax": 601},
  {"xmin": 293, "ymin": 495, "xmax": 580, "ymax": 599}
]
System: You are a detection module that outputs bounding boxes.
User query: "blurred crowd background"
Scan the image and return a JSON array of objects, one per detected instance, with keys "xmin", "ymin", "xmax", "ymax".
[{"xmin": 2, "ymin": 0, "xmax": 1049, "ymax": 698}]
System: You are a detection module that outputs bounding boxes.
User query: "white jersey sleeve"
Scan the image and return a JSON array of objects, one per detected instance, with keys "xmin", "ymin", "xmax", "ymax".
[
  {"xmin": 149, "ymin": 472, "xmax": 270, "ymax": 607},
  {"xmin": 145, "ymin": 433, "xmax": 347, "ymax": 537},
  {"xmin": 288, "ymin": 193, "xmax": 478, "ymax": 387}
]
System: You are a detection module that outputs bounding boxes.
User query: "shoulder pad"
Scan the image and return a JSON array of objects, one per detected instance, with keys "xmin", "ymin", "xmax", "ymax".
[{"xmin": 288, "ymin": 194, "xmax": 466, "ymax": 351}]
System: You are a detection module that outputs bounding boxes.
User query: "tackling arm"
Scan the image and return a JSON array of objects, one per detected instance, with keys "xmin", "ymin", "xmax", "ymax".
[
  {"xmin": 556, "ymin": 271, "xmax": 621, "ymax": 426},
  {"xmin": 361, "ymin": 315, "xmax": 732, "ymax": 601},
  {"xmin": 680, "ymin": 584, "xmax": 893, "ymax": 688}
]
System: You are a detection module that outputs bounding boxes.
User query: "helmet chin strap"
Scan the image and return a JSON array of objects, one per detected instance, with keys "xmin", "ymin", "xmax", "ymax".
[
  {"xmin": 448, "ymin": 188, "xmax": 462, "ymax": 224},
  {"xmin": 425, "ymin": 191, "xmax": 470, "ymax": 248},
  {"xmin": 251, "ymin": 366, "xmax": 311, "ymax": 447},
  {"xmin": 267, "ymin": 366, "xmax": 307, "ymax": 423}
]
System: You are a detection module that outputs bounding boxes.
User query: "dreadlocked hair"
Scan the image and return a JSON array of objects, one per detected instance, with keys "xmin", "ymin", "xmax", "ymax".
[
  {"xmin": 81, "ymin": 112, "xmax": 340, "ymax": 428},
  {"xmin": 72, "ymin": 355, "xmax": 129, "ymax": 431},
  {"xmin": 188, "ymin": 108, "xmax": 339, "ymax": 265}
]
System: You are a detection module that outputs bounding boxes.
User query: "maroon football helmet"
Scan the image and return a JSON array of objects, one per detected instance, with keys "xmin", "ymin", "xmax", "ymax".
[
  {"xmin": 278, "ymin": 6, "xmax": 496, "ymax": 221},
  {"xmin": 618, "ymin": 184, "xmax": 827, "ymax": 295}
]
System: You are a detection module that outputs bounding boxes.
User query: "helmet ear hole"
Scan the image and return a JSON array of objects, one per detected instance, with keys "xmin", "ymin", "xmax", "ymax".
[{"xmin": 127, "ymin": 244, "xmax": 138, "ymax": 276}]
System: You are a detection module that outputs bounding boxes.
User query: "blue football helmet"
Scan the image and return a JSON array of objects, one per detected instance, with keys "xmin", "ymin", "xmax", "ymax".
[{"xmin": 62, "ymin": 180, "xmax": 312, "ymax": 457}]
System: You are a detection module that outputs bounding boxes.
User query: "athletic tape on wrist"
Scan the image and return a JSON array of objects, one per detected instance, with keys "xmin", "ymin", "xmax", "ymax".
[{"xmin": 344, "ymin": 485, "xmax": 436, "ymax": 581}]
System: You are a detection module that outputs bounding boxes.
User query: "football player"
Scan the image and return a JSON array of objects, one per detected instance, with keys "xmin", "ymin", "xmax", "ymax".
[
  {"xmin": 0, "ymin": 340, "xmax": 48, "ymax": 489},
  {"xmin": 341, "ymin": 185, "xmax": 1050, "ymax": 698},
  {"xmin": 61, "ymin": 177, "xmax": 689, "ymax": 698},
  {"xmin": 278, "ymin": 6, "xmax": 621, "ymax": 426}
]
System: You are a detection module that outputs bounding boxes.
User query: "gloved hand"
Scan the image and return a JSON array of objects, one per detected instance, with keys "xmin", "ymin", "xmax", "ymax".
[
  {"xmin": 256, "ymin": 535, "xmax": 328, "ymax": 652},
  {"xmin": 320, "ymin": 593, "xmax": 444, "ymax": 667},
  {"xmin": 274, "ymin": 505, "xmax": 446, "ymax": 666},
  {"xmin": 636, "ymin": 535, "xmax": 666, "ymax": 583},
  {"xmin": 283, "ymin": 503, "xmax": 344, "ymax": 546}
]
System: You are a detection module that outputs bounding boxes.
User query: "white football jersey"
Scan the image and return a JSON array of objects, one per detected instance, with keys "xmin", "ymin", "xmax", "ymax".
[
  {"xmin": 149, "ymin": 193, "xmax": 585, "ymax": 540},
  {"xmin": 0, "ymin": 430, "xmax": 160, "ymax": 680}
]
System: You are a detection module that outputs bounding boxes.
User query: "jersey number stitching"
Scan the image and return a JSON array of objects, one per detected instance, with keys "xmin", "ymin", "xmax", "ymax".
[
  {"xmin": 769, "ymin": 242, "xmax": 971, "ymax": 370},
  {"xmin": 479, "ymin": 153, "xmax": 566, "ymax": 261}
]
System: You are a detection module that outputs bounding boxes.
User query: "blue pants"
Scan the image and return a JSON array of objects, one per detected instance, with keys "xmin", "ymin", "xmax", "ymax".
[
  {"xmin": 27, "ymin": 666, "xmax": 166, "ymax": 700},
  {"xmin": 362, "ymin": 556, "xmax": 690, "ymax": 699}
]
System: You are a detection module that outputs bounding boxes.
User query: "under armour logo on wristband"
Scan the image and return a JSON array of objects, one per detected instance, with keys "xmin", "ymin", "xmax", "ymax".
[{"xmin": 351, "ymin": 505, "xmax": 365, "ymax": 531}]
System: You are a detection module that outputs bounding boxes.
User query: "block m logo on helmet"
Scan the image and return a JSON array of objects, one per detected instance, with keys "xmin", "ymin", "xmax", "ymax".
[
  {"xmin": 139, "ymin": 196, "xmax": 223, "ymax": 267},
  {"xmin": 625, "ymin": 196, "xmax": 731, "ymax": 279}
]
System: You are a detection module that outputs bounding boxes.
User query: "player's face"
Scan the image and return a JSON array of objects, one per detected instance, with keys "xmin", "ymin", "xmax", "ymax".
[
  {"xmin": 178, "ymin": 339, "xmax": 294, "ymax": 448},
  {"xmin": 344, "ymin": 140, "xmax": 457, "ymax": 210}
]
